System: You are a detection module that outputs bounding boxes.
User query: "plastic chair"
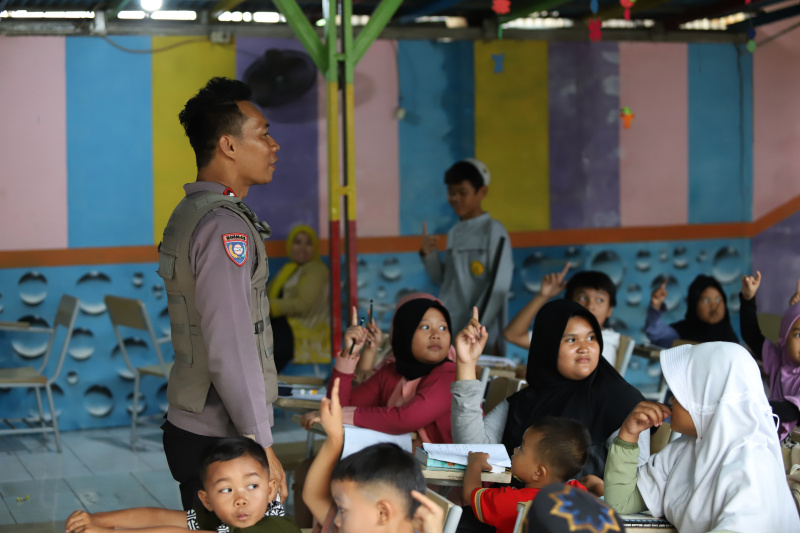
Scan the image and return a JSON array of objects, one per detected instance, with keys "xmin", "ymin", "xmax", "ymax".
[
  {"xmin": 425, "ymin": 488, "xmax": 462, "ymax": 533},
  {"xmin": 512, "ymin": 500, "xmax": 533, "ymax": 533},
  {"xmin": 485, "ymin": 377, "xmax": 528, "ymax": 413},
  {"xmin": 615, "ymin": 335, "xmax": 635, "ymax": 377},
  {"xmin": 0, "ymin": 294, "xmax": 79, "ymax": 452},
  {"xmin": 104, "ymin": 295, "xmax": 172, "ymax": 449}
]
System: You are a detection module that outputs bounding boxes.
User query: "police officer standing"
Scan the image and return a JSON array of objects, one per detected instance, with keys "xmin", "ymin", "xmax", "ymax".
[{"xmin": 158, "ymin": 77, "xmax": 286, "ymax": 510}]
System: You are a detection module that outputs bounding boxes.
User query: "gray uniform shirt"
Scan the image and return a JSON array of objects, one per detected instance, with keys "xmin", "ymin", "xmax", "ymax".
[
  {"xmin": 166, "ymin": 181, "xmax": 274, "ymax": 447},
  {"xmin": 422, "ymin": 213, "xmax": 513, "ymax": 337}
]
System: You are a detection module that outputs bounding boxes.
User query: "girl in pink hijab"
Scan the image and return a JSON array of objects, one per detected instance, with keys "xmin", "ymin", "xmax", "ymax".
[{"xmin": 740, "ymin": 271, "xmax": 800, "ymax": 439}]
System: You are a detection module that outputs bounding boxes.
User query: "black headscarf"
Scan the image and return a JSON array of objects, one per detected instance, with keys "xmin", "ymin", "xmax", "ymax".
[
  {"xmin": 670, "ymin": 274, "xmax": 739, "ymax": 343},
  {"xmin": 391, "ymin": 298, "xmax": 453, "ymax": 381},
  {"xmin": 502, "ymin": 300, "xmax": 643, "ymax": 477}
]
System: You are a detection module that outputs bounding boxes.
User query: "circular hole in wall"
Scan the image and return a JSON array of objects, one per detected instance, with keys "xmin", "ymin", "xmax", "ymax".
[
  {"xmin": 590, "ymin": 251, "xmax": 625, "ymax": 286},
  {"xmin": 68, "ymin": 328, "xmax": 95, "ymax": 361},
  {"xmin": 712, "ymin": 246, "xmax": 741, "ymax": 284},
  {"xmin": 76, "ymin": 271, "xmax": 112, "ymax": 315},
  {"xmin": 19, "ymin": 272, "xmax": 47, "ymax": 306},
  {"xmin": 84, "ymin": 385, "xmax": 114, "ymax": 417},
  {"xmin": 11, "ymin": 315, "xmax": 50, "ymax": 359}
]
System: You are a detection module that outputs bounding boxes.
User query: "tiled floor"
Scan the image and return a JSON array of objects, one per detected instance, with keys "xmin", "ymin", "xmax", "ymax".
[{"xmin": 0, "ymin": 409, "xmax": 310, "ymax": 532}]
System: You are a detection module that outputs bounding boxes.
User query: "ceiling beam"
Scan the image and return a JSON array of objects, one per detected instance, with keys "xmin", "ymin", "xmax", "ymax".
[
  {"xmin": 394, "ymin": 0, "xmax": 466, "ymax": 25},
  {"xmin": 107, "ymin": 0, "xmax": 133, "ymax": 19},
  {"xmin": 499, "ymin": 0, "xmax": 572, "ymax": 23},
  {"xmin": 728, "ymin": 1, "xmax": 800, "ymax": 30}
]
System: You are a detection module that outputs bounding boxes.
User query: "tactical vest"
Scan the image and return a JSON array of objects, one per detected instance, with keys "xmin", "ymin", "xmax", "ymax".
[{"xmin": 157, "ymin": 190, "xmax": 278, "ymax": 413}]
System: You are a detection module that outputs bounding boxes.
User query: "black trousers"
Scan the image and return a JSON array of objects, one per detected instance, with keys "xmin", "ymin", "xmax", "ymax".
[
  {"xmin": 162, "ymin": 421, "xmax": 224, "ymax": 511},
  {"xmin": 457, "ymin": 505, "xmax": 496, "ymax": 533}
]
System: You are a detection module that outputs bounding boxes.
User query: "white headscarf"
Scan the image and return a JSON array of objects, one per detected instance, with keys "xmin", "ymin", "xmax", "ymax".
[{"xmin": 637, "ymin": 342, "xmax": 800, "ymax": 533}]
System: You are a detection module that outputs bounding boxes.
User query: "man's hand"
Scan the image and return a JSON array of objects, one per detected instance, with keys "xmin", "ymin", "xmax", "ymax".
[
  {"xmin": 420, "ymin": 222, "xmax": 439, "ymax": 257},
  {"xmin": 455, "ymin": 307, "xmax": 488, "ymax": 367},
  {"xmin": 650, "ymin": 279, "xmax": 668, "ymax": 311},
  {"xmin": 411, "ymin": 490, "xmax": 444, "ymax": 533},
  {"xmin": 618, "ymin": 401, "xmax": 671, "ymax": 444},
  {"xmin": 540, "ymin": 262, "xmax": 570, "ymax": 299},
  {"xmin": 741, "ymin": 271, "xmax": 761, "ymax": 301},
  {"xmin": 265, "ymin": 445, "xmax": 288, "ymax": 502}
]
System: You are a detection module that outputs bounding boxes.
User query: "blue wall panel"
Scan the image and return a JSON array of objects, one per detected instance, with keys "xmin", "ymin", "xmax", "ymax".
[
  {"xmin": 688, "ymin": 43, "xmax": 753, "ymax": 224},
  {"xmin": 398, "ymin": 40, "xmax": 475, "ymax": 236},
  {"xmin": 66, "ymin": 36, "xmax": 153, "ymax": 247}
]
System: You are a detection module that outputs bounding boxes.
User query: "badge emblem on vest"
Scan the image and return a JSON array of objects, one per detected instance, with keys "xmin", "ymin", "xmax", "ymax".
[
  {"xmin": 471, "ymin": 260, "xmax": 485, "ymax": 277},
  {"xmin": 222, "ymin": 233, "xmax": 248, "ymax": 266}
]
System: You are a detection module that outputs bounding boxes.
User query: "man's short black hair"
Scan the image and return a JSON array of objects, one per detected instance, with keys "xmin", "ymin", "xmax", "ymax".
[
  {"xmin": 198, "ymin": 437, "xmax": 269, "ymax": 489},
  {"xmin": 528, "ymin": 417, "xmax": 591, "ymax": 482},
  {"xmin": 331, "ymin": 443, "xmax": 425, "ymax": 519},
  {"xmin": 444, "ymin": 161, "xmax": 485, "ymax": 192},
  {"xmin": 565, "ymin": 270, "xmax": 617, "ymax": 307},
  {"xmin": 179, "ymin": 77, "xmax": 253, "ymax": 169}
]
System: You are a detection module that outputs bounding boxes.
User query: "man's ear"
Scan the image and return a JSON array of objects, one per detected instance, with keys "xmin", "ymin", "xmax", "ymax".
[
  {"xmin": 218, "ymin": 134, "xmax": 237, "ymax": 160},
  {"xmin": 532, "ymin": 464, "xmax": 548, "ymax": 483},
  {"xmin": 477, "ymin": 185, "xmax": 489, "ymax": 199},
  {"xmin": 198, "ymin": 489, "xmax": 214, "ymax": 512}
]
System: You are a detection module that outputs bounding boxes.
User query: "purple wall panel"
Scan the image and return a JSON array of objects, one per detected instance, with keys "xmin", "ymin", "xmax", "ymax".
[
  {"xmin": 752, "ymin": 211, "xmax": 800, "ymax": 315},
  {"xmin": 548, "ymin": 42, "xmax": 620, "ymax": 230},
  {"xmin": 236, "ymin": 38, "xmax": 319, "ymax": 239}
]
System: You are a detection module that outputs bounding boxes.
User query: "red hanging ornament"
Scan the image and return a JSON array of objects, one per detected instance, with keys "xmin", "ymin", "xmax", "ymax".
[
  {"xmin": 588, "ymin": 18, "xmax": 602, "ymax": 42},
  {"xmin": 492, "ymin": 0, "xmax": 511, "ymax": 15},
  {"xmin": 620, "ymin": 0, "xmax": 636, "ymax": 21}
]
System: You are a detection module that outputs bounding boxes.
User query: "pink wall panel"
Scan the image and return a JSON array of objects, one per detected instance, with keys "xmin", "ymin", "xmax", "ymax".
[
  {"xmin": 318, "ymin": 40, "xmax": 400, "ymax": 238},
  {"xmin": 0, "ymin": 36, "xmax": 67, "ymax": 250},
  {"xmin": 753, "ymin": 19, "xmax": 800, "ymax": 219},
  {"xmin": 619, "ymin": 43, "xmax": 688, "ymax": 227}
]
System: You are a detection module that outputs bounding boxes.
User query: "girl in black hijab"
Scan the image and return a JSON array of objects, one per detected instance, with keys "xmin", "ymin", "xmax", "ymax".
[
  {"xmin": 450, "ymin": 300, "xmax": 646, "ymax": 479},
  {"xmin": 645, "ymin": 274, "xmax": 739, "ymax": 347}
]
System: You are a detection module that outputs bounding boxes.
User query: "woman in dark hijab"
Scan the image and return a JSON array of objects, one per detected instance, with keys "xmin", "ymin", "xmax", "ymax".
[
  {"xmin": 451, "ymin": 300, "xmax": 647, "ymax": 478},
  {"xmin": 645, "ymin": 274, "xmax": 739, "ymax": 347}
]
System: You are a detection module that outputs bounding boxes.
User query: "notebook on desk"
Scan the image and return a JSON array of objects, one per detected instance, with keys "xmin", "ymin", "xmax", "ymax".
[
  {"xmin": 620, "ymin": 514, "xmax": 674, "ymax": 529},
  {"xmin": 419, "ymin": 443, "xmax": 511, "ymax": 473}
]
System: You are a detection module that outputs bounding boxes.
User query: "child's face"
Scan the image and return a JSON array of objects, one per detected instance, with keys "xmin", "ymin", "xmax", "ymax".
[
  {"xmin": 446, "ymin": 181, "xmax": 486, "ymax": 219},
  {"xmin": 784, "ymin": 317, "xmax": 800, "ymax": 365},
  {"xmin": 557, "ymin": 316, "xmax": 600, "ymax": 381},
  {"xmin": 669, "ymin": 397, "xmax": 697, "ymax": 437},
  {"xmin": 696, "ymin": 287, "xmax": 725, "ymax": 325},
  {"xmin": 511, "ymin": 428, "xmax": 545, "ymax": 485},
  {"xmin": 198, "ymin": 454, "xmax": 275, "ymax": 529},
  {"xmin": 410, "ymin": 307, "xmax": 451, "ymax": 365},
  {"xmin": 331, "ymin": 480, "xmax": 396, "ymax": 533},
  {"xmin": 572, "ymin": 288, "xmax": 613, "ymax": 327},
  {"xmin": 290, "ymin": 231, "xmax": 314, "ymax": 264}
]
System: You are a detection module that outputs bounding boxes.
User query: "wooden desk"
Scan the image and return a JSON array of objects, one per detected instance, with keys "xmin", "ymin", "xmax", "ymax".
[
  {"xmin": 632, "ymin": 344, "xmax": 666, "ymax": 360},
  {"xmin": 275, "ymin": 397, "xmax": 322, "ymax": 414}
]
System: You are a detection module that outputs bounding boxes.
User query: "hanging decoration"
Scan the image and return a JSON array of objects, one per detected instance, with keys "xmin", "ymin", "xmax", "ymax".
[
  {"xmin": 492, "ymin": 0, "xmax": 511, "ymax": 15},
  {"xmin": 589, "ymin": 18, "xmax": 603, "ymax": 42},
  {"xmin": 492, "ymin": 53, "xmax": 506, "ymax": 74},
  {"xmin": 620, "ymin": 0, "xmax": 636, "ymax": 21},
  {"xmin": 620, "ymin": 107, "xmax": 635, "ymax": 129},
  {"xmin": 746, "ymin": 27, "xmax": 757, "ymax": 53},
  {"xmin": 590, "ymin": 0, "xmax": 599, "ymax": 14}
]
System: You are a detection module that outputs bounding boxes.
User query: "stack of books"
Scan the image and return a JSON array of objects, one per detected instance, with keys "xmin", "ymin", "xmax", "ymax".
[{"xmin": 414, "ymin": 443, "xmax": 511, "ymax": 473}]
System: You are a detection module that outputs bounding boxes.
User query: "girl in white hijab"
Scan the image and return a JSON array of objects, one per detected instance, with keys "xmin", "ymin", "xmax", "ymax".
[{"xmin": 604, "ymin": 342, "xmax": 799, "ymax": 533}]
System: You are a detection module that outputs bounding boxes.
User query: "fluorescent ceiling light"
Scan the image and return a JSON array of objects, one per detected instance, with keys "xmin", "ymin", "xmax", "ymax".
[
  {"xmin": 140, "ymin": 0, "xmax": 162, "ymax": 12},
  {"xmin": 150, "ymin": 10, "xmax": 196, "ymax": 20},
  {"xmin": 118, "ymin": 10, "xmax": 146, "ymax": 19},
  {"xmin": 7, "ymin": 10, "xmax": 94, "ymax": 18},
  {"xmin": 253, "ymin": 11, "xmax": 280, "ymax": 23}
]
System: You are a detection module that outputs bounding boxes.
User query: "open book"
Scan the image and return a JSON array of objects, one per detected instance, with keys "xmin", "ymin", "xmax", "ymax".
[
  {"xmin": 341, "ymin": 425, "xmax": 413, "ymax": 459},
  {"xmin": 420, "ymin": 443, "xmax": 511, "ymax": 473}
]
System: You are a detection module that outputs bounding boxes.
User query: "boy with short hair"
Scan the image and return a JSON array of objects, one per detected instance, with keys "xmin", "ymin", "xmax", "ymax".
[
  {"xmin": 461, "ymin": 417, "xmax": 591, "ymax": 533},
  {"xmin": 303, "ymin": 378, "xmax": 443, "ymax": 533},
  {"xmin": 503, "ymin": 265, "xmax": 622, "ymax": 366},
  {"xmin": 420, "ymin": 159, "xmax": 513, "ymax": 352},
  {"xmin": 65, "ymin": 438, "xmax": 298, "ymax": 533}
]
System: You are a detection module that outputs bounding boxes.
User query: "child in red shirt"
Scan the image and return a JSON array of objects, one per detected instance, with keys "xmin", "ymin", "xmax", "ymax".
[{"xmin": 462, "ymin": 417, "xmax": 591, "ymax": 533}]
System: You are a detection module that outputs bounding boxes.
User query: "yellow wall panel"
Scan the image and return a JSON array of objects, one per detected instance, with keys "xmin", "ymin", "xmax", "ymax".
[
  {"xmin": 152, "ymin": 37, "xmax": 236, "ymax": 243},
  {"xmin": 475, "ymin": 40, "xmax": 549, "ymax": 232}
]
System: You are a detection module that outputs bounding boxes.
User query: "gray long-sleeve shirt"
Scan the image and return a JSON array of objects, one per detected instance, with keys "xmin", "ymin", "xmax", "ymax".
[
  {"xmin": 166, "ymin": 181, "xmax": 274, "ymax": 447},
  {"xmin": 422, "ymin": 213, "xmax": 513, "ymax": 339}
]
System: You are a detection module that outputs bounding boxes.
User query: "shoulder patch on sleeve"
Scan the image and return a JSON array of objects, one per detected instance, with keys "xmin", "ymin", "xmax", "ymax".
[{"xmin": 222, "ymin": 233, "xmax": 248, "ymax": 266}]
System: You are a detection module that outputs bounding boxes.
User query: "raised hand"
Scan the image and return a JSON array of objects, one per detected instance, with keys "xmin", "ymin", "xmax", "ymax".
[
  {"xmin": 618, "ymin": 401, "xmax": 671, "ymax": 444},
  {"xmin": 741, "ymin": 271, "xmax": 762, "ymax": 301},
  {"xmin": 455, "ymin": 307, "xmax": 488, "ymax": 366},
  {"xmin": 650, "ymin": 279, "xmax": 668, "ymax": 310},
  {"xmin": 319, "ymin": 378, "xmax": 343, "ymax": 442},
  {"xmin": 420, "ymin": 222, "xmax": 439, "ymax": 257},
  {"xmin": 365, "ymin": 318, "xmax": 383, "ymax": 348},
  {"xmin": 791, "ymin": 280, "xmax": 800, "ymax": 307},
  {"xmin": 540, "ymin": 262, "xmax": 571, "ymax": 299},
  {"xmin": 342, "ymin": 306, "xmax": 367, "ymax": 358},
  {"xmin": 410, "ymin": 490, "xmax": 445, "ymax": 533}
]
